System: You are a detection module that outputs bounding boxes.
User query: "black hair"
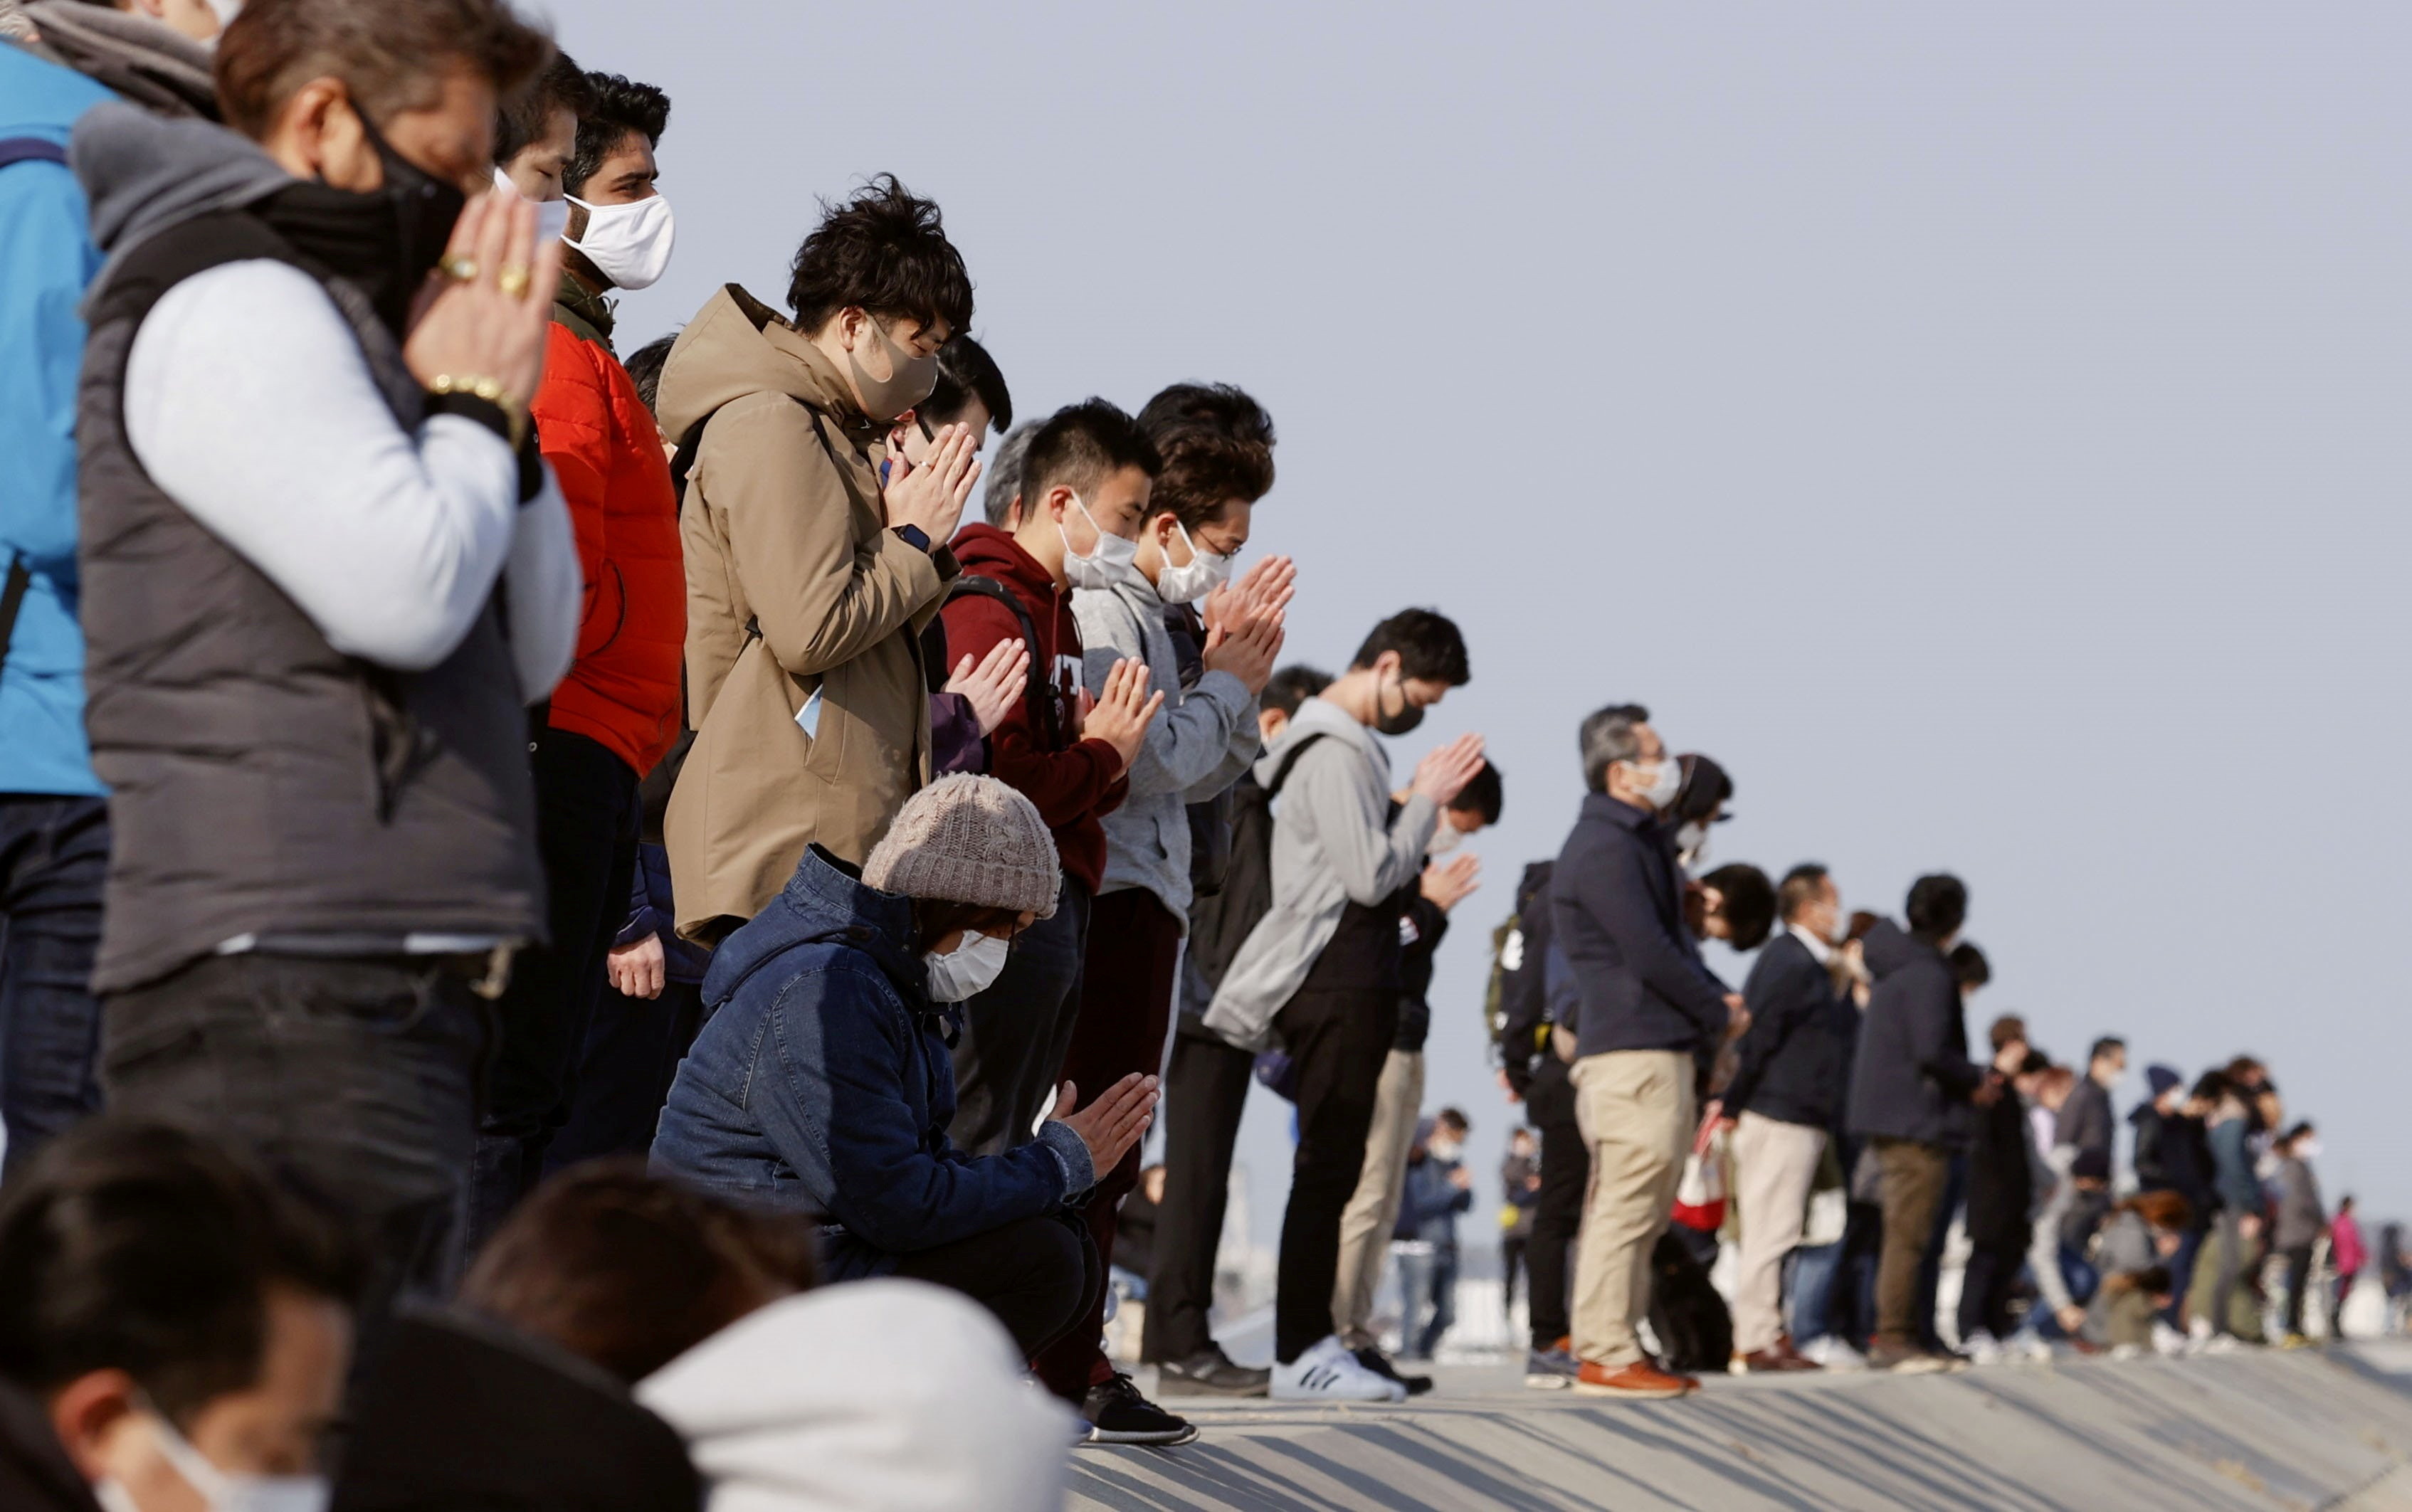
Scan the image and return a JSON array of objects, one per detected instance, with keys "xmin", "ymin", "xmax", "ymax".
[
  {"xmin": 1670, "ymin": 754, "xmax": 1733, "ymax": 827},
  {"xmin": 1578, "ymin": 704, "xmax": 1650, "ymax": 794},
  {"xmin": 493, "ymin": 48, "xmax": 591, "ymax": 167},
  {"xmin": 0, "ymin": 1121, "xmax": 364, "ymax": 1430},
  {"xmin": 1948, "ymin": 941, "xmax": 1991, "ymax": 989},
  {"xmin": 1263, "ymin": 665, "xmax": 1332, "ymax": 721},
  {"xmin": 1702, "ymin": 862, "xmax": 1776, "ymax": 951},
  {"xmin": 2281, "ymin": 1121, "xmax": 2315, "ymax": 1147},
  {"xmin": 1989, "ymin": 1014, "xmax": 2028, "ymax": 1052},
  {"xmin": 622, "ymin": 334, "xmax": 675, "ymax": 419},
  {"xmin": 788, "ymin": 174, "xmax": 974, "ymax": 337},
  {"xmin": 564, "ymin": 72, "xmax": 669, "ymax": 196},
  {"xmin": 1776, "ymin": 863, "xmax": 1830, "ymax": 924},
  {"xmin": 2018, "ymin": 1047, "xmax": 2052, "ymax": 1077},
  {"xmin": 2089, "ymin": 1036, "xmax": 2127, "ymax": 1065},
  {"xmin": 1450, "ymin": 761, "xmax": 1503, "ymax": 826},
  {"xmin": 1020, "ymin": 399, "xmax": 1162, "ymax": 511},
  {"xmin": 920, "ymin": 334, "xmax": 1011, "ymax": 435},
  {"xmin": 1351, "ymin": 608, "xmax": 1470, "ymax": 687},
  {"xmin": 1905, "ymin": 873, "xmax": 1969, "ymax": 944},
  {"xmin": 1134, "ymin": 383, "xmax": 1277, "ymax": 531},
  {"xmin": 2190, "ymin": 1069, "xmax": 2231, "ymax": 1103},
  {"xmin": 1435, "ymin": 1108, "xmax": 1470, "ymax": 1134}
]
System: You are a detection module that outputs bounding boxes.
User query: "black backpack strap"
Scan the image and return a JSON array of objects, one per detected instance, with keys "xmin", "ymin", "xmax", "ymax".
[
  {"xmin": 936, "ymin": 575, "xmax": 1054, "ymax": 746},
  {"xmin": 0, "ymin": 137, "xmax": 69, "ymax": 171},
  {"xmin": 0, "ymin": 553, "xmax": 31, "ymax": 682},
  {"xmin": 1263, "ymin": 732, "xmax": 1332, "ymax": 798}
]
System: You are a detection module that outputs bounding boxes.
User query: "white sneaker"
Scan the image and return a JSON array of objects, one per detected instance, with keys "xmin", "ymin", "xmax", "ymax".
[
  {"xmin": 1796, "ymin": 1336, "xmax": 1866, "ymax": 1371},
  {"xmin": 1270, "ymin": 1336, "xmax": 1408, "ymax": 1403},
  {"xmin": 2186, "ymin": 1317, "xmax": 2215, "ymax": 1355},
  {"xmin": 2201, "ymin": 1333, "xmax": 2247, "ymax": 1355},
  {"xmin": 2007, "ymin": 1328, "xmax": 2053, "ymax": 1363},
  {"xmin": 1964, "ymin": 1333, "xmax": 2005, "ymax": 1367},
  {"xmin": 2152, "ymin": 1321, "xmax": 2188, "ymax": 1358},
  {"xmin": 2110, "ymin": 1343, "xmax": 2144, "ymax": 1361}
]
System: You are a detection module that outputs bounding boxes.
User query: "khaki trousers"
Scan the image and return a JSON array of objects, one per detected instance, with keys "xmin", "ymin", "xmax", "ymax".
[
  {"xmin": 1332, "ymin": 1048, "xmax": 1425, "ymax": 1348},
  {"xmin": 1570, "ymin": 1050, "xmax": 1694, "ymax": 1369},
  {"xmin": 1729, "ymin": 1111, "xmax": 1828, "ymax": 1355},
  {"xmin": 1873, "ymin": 1136, "xmax": 1950, "ymax": 1348}
]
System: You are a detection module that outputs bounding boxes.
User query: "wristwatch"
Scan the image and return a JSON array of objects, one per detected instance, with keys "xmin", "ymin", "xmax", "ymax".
[{"xmin": 892, "ymin": 524, "xmax": 932, "ymax": 552}]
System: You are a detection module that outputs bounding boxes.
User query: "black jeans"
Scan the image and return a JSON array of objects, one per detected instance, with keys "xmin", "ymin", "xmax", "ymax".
[
  {"xmin": 0, "ymin": 795, "xmax": 108, "ymax": 1179},
  {"xmin": 2282, "ymin": 1244, "xmax": 2314, "ymax": 1336},
  {"xmin": 545, "ymin": 978, "xmax": 704, "ymax": 1170},
  {"xmin": 1142, "ymin": 1017, "xmax": 1257, "ymax": 1363},
  {"xmin": 1525, "ymin": 1062, "xmax": 1589, "ymax": 1351},
  {"xmin": 466, "ymin": 729, "xmax": 636, "ymax": 1255},
  {"xmin": 1958, "ymin": 1236, "xmax": 2028, "ymax": 1342},
  {"xmin": 947, "ymin": 878, "xmax": 1090, "ymax": 1158},
  {"xmin": 101, "ymin": 953, "xmax": 490, "ymax": 1348},
  {"xmin": 1272, "ymin": 986, "xmax": 1398, "ymax": 1363},
  {"xmin": 889, "ymin": 1211, "xmax": 1101, "ymax": 1362}
]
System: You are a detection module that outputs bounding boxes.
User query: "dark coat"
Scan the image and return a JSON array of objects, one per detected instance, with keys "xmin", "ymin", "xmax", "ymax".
[
  {"xmin": 1964, "ymin": 1089, "xmax": 2036, "ymax": 1249},
  {"xmin": 648, "ymin": 846, "xmax": 1091, "ymax": 1278},
  {"xmin": 1844, "ymin": 919, "xmax": 1985, "ymax": 1147},
  {"xmin": 1394, "ymin": 892, "xmax": 1449, "ymax": 1052},
  {"xmin": 2055, "ymin": 1077, "xmax": 2114, "ymax": 1164},
  {"xmin": 1549, "ymin": 794, "xmax": 1730, "ymax": 1060},
  {"xmin": 1181, "ymin": 773, "xmax": 1273, "ymax": 1011},
  {"xmin": 331, "ymin": 1310, "xmax": 699, "ymax": 1512},
  {"xmin": 0, "ymin": 1380, "xmax": 98, "ymax": 1512},
  {"xmin": 1395, "ymin": 1153, "xmax": 1472, "ymax": 1248},
  {"xmin": 1495, "ymin": 861, "xmax": 1557, "ymax": 1098},
  {"xmin": 615, "ymin": 840, "xmax": 712, "ymax": 984},
  {"xmin": 1724, "ymin": 931, "xmax": 1855, "ymax": 1128}
]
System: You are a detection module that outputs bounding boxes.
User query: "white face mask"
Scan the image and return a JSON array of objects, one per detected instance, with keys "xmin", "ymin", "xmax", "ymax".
[
  {"xmin": 1623, "ymin": 755, "xmax": 1681, "ymax": 812},
  {"xmin": 490, "ymin": 167, "xmax": 571, "ymax": 248},
  {"xmin": 923, "ymin": 931, "xmax": 1011, "ymax": 1002},
  {"xmin": 1152, "ymin": 520, "xmax": 1236, "ymax": 604},
  {"xmin": 1426, "ymin": 822, "xmax": 1465, "ymax": 857},
  {"xmin": 98, "ymin": 1408, "xmax": 330, "ymax": 1512},
  {"xmin": 1675, "ymin": 820, "xmax": 1710, "ymax": 869},
  {"xmin": 1428, "ymin": 1137, "xmax": 1463, "ymax": 1163},
  {"xmin": 565, "ymin": 191, "xmax": 676, "ymax": 290},
  {"xmin": 1060, "ymin": 493, "xmax": 1140, "ymax": 591},
  {"xmin": 2295, "ymin": 1138, "xmax": 2322, "ymax": 1160}
]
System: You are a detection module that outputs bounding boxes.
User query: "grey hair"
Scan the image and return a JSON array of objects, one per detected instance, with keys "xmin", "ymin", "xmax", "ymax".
[
  {"xmin": 1578, "ymin": 704, "xmax": 1651, "ymax": 794},
  {"xmin": 981, "ymin": 421, "xmax": 1039, "ymax": 527}
]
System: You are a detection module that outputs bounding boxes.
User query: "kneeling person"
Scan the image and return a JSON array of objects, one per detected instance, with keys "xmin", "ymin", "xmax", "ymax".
[{"xmin": 651, "ymin": 776, "xmax": 1159, "ymax": 1370}]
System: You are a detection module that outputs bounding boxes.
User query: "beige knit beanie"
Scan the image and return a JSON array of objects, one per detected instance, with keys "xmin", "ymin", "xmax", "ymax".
[{"xmin": 861, "ymin": 775, "xmax": 1060, "ymax": 919}]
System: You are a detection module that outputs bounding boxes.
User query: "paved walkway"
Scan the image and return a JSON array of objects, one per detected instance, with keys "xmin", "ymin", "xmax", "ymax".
[{"xmin": 1068, "ymin": 1344, "xmax": 2412, "ymax": 1511}]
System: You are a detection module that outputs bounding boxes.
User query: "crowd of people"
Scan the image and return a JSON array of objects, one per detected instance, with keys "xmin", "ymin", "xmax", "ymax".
[{"xmin": 0, "ymin": 0, "xmax": 2395, "ymax": 1507}]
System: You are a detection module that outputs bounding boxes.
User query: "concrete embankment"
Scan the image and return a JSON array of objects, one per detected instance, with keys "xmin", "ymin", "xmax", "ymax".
[{"xmin": 1069, "ymin": 1343, "xmax": 2412, "ymax": 1511}]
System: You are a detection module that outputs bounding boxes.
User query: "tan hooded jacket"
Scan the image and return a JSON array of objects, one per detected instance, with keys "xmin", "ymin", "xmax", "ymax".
[{"xmin": 657, "ymin": 285, "xmax": 957, "ymax": 939}]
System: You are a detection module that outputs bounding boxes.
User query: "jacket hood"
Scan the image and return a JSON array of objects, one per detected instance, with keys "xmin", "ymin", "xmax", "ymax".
[
  {"xmin": 1252, "ymin": 693, "xmax": 1377, "ymax": 787},
  {"xmin": 73, "ymin": 101, "xmax": 289, "ymax": 304},
  {"xmin": 949, "ymin": 524, "xmax": 1063, "ymax": 602},
  {"xmin": 701, "ymin": 845, "xmax": 928, "ymax": 1009},
  {"xmin": 1860, "ymin": 917, "xmax": 1939, "ymax": 981},
  {"xmin": 656, "ymin": 284, "xmax": 873, "ymax": 445},
  {"xmin": 20, "ymin": 0, "xmax": 216, "ymax": 120}
]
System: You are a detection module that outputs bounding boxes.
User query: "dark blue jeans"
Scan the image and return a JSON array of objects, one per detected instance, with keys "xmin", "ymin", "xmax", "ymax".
[{"xmin": 0, "ymin": 794, "xmax": 108, "ymax": 1180}]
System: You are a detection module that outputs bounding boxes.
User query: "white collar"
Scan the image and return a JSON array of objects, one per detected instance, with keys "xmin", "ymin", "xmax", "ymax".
[{"xmin": 1788, "ymin": 922, "xmax": 1834, "ymax": 965}]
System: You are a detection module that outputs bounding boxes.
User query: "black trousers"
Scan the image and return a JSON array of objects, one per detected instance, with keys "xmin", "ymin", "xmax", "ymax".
[
  {"xmin": 545, "ymin": 978, "xmax": 705, "ymax": 1170},
  {"xmin": 1958, "ymin": 1235, "xmax": 2028, "ymax": 1343},
  {"xmin": 1273, "ymin": 986, "xmax": 1398, "ymax": 1363},
  {"xmin": 102, "ymin": 953, "xmax": 490, "ymax": 1364},
  {"xmin": 466, "ymin": 729, "xmax": 637, "ymax": 1258},
  {"xmin": 947, "ymin": 878, "xmax": 1091, "ymax": 1158},
  {"xmin": 1142, "ymin": 1020, "xmax": 1257, "ymax": 1363},
  {"xmin": 2282, "ymin": 1244, "xmax": 2315, "ymax": 1336},
  {"xmin": 890, "ymin": 1211, "xmax": 1102, "ymax": 1363},
  {"xmin": 1525, "ymin": 1062, "xmax": 1589, "ymax": 1351}
]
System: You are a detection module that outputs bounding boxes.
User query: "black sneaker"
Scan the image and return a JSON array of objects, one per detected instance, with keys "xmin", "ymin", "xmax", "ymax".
[
  {"xmin": 1080, "ymin": 1373, "xmax": 1200, "ymax": 1447},
  {"xmin": 1352, "ymin": 1346, "xmax": 1434, "ymax": 1397},
  {"xmin": 1155, "ymin": 1347, "xmax": 1271, "ymax": 1398}
]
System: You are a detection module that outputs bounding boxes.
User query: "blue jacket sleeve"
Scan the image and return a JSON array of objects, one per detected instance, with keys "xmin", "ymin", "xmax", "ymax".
[
  {"xmin": 756, "ymin": 964, "xmax": 1075, "ymax": 1255},
  {"xmin": 1563, "ymin": 836, "xmax": 1732, "ymax": 1037}
]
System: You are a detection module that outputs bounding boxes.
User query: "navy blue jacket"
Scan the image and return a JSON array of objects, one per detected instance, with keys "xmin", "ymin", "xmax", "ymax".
[
  {"xmin": 1394, "ymin": 1153, "xmax": 1472, "ymax": 1248},
  {"xmin": 648, "ymin": 847, "xmax": 1093, "ymax": 1279},
  {"xmin": 613, "ymin": 840, "xmax": 711, "ymax": 985},
  {"xmin": 1549, "ymin": 793, "xmax": 1730, "ymax": 1059},
  {"xmin": 1844, "ymin": 919, "xmax": 1986, "ymax": 1147},
  {"xmin": 1724, "ymin": 930, "xmax": 1856, "ymax": 1129}
]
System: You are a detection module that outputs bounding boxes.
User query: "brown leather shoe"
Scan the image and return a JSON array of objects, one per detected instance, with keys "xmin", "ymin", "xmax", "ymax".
[
  {"xmin": 1573, "ymin": 1360, "xmax": 1700, "ymax": 1399},
  {"xmin": 1737, "ymin": 1348, "xmax": 1819, "ymax": 1373}
]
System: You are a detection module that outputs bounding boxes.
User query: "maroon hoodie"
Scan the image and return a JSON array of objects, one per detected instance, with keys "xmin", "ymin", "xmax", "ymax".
[{"xmin": 939, "ymin": 524, "xmax": 1129, "ymax": 893}]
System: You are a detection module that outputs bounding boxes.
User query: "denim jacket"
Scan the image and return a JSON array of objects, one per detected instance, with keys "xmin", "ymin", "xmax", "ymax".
[{"xmin": 649, "ymin": 846, "xmax": 1093, "ymax": 1279}]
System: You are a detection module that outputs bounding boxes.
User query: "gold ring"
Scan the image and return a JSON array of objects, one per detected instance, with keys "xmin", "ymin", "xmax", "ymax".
[
  {"xmin": 497, "ymin": 264, "xmax": 532, "ymax": 299},
  {"xmin": 440, "ymin": 255, "xmax": 479, "ymax": 283}
]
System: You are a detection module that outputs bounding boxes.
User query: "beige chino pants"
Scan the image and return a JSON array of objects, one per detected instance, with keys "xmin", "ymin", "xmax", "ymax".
[
  {"xmin": 1332, "ymin": 1048, "xmax": 1426, "ymax": 1348},
  {"xmin": 1570, "ymin": 1049, "xmax": 1694, "ymax": 1369},
  {"xmin": 1729, "ymin": 1111, "xmax": 1828, "ymax": 1355}
]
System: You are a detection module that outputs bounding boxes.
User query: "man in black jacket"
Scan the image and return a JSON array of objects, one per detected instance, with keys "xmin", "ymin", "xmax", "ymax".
[
  {"xmin": 1145, "ymin": 665, "xmax": 1329, "ymax": 1395},
  {"xmin": 1551, "ymin": 705, "xmax": 1745, "ymax": 1399},
  {"xmin": 1495, "ymin": 861, "xmax": 1592, "ymax": 1386},
  {"xmin": 1845, "ymin": 874, "xmax": 1998, "ymax": 1372},
  {"xmin": 1720, "ymin": 863, "xmax": 1855, "ymax": 1372},
  {"xmin": 1960, "ymin": 1021, "xmax": 2042, "ymax": 1353}
]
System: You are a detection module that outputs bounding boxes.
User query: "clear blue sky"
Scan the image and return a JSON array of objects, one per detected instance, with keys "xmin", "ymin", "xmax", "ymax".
[{"xmin": 570, "ymin": 1, "xmax": 2412, "ymax": 1238}]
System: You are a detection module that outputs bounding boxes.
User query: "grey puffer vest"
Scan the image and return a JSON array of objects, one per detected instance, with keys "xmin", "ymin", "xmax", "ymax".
[{"xmin": 76, "ymin": 207, "xmax": 543, "ymax": 993}]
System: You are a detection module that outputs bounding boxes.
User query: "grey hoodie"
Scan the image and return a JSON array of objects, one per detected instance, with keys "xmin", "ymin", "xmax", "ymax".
[
  {"xmin": 1201, "ymin": 697, "xmax": 1438, "ymax": 1051},
  {"xmin": 20, "ymin": 0, "xmax": 216, "ymax": 120},
  {"xmin": 1070, "ymin": 562, "xmax": 1257, "ymax": 925},
  {"xmin": 73, "ymin": 102, "xmax": 291, "ymax": 309}
]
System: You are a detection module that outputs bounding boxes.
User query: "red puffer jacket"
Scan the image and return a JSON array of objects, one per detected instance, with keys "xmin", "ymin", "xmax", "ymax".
[{"xmin": 532, "ymin": 318, "xmax": 685, "ymax": 776}]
